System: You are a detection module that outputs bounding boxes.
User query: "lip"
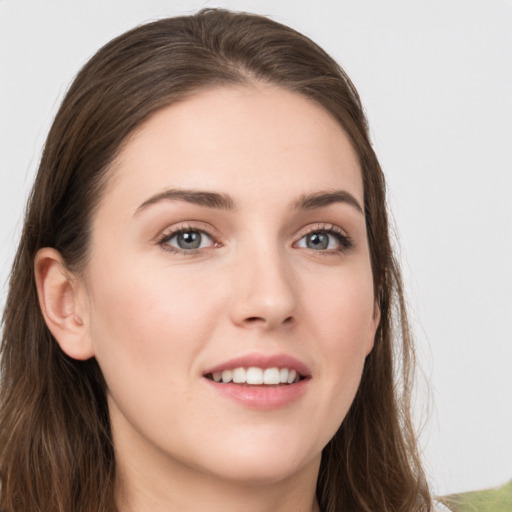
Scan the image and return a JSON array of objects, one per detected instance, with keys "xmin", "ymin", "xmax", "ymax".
[
  {"xmin": 202, "ymin": 352, "xmax": 311, "ymax": 410},
  {"xmin": 203, "ymin": 352, "xmax": 311, "ymax": 377}
]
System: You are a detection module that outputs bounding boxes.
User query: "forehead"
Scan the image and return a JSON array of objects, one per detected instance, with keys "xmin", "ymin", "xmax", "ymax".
[{"xmin": 104, "ymin": 85, "xmax": 363, "ymax": 212}]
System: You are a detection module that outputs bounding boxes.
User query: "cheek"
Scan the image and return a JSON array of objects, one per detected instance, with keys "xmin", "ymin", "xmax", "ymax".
[
  {"xmin": 302, "ymin": 261, "xmax": 376, "ymax": 350},
  {"xmin": 85, "ymin": 257, "xmax": 224, "ymax": 389},
  {"xmin": 301, "ymin": 262, "xmax": 376, "ymax": 398},
  {"xmin": 84, "ymin": 257, "xmax": 234, "ymax": 455}
]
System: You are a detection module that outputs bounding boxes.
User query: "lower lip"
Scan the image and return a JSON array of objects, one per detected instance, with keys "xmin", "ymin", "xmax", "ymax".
[{"xmin": 204, "ymin": 378, "xmax": 309, "ymax": 410}]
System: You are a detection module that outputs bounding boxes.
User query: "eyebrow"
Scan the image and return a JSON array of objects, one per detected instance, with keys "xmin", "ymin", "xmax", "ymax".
[
  {"xmin": 294, "ymin": 190, "xmax": 364, "ymax": 214},
  {"xmin": 135, "ymin": 188, "xmax": 363, "ymax": 215},
  {"xmin": 136, "ymin": 189, "xmax": 236, "ymax": 214}
]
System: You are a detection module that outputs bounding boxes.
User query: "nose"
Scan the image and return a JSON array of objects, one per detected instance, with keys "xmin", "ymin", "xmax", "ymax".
[{"xmin": 229, "ymin": 245, "xmax": 298, "ymax": 331}]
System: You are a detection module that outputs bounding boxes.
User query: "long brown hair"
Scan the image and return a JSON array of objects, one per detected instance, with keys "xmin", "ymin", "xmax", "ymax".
[{"xmin": 0, "ymin": 9, "xmax": 432, "ymax": 511}]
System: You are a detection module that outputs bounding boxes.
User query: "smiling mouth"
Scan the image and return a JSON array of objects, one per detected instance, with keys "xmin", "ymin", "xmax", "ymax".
[{"xmin": 204, "ymin": 367, "xmax": 304, "ymax": 386}]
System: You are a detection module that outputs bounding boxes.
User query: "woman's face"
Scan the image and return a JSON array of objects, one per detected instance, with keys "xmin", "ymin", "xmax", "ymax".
[{"xmin": 80, "ymin": 85, "xmax": 379, "ymax": 485}]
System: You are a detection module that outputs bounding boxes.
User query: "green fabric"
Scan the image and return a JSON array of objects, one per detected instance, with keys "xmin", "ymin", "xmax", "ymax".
[{"xmin": 439, "ymin": 481, "xmax": 512, "ymax": 512}]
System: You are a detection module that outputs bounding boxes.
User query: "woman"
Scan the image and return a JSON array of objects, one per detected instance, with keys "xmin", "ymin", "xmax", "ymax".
[{"xmin": 0, "ymin": 8, "xmax": 438, "ymax": 512}]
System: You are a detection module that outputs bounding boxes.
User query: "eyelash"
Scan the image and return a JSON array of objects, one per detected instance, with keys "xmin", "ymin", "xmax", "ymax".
[
  {"xmin": 156, "ymin": 223, "xmax": 353, "ymax": 256},
  {"xmin": 296, "ymin": 224, "xmax": 353, "ymax": 254},
  {"xmin": 157, "ymin": 225, "xmax": 218, "ymax": 255}
]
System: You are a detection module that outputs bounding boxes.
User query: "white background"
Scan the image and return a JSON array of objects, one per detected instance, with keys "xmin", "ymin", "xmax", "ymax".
[{"xmin": 1, "ymin": 0, "xmax": 511, "ymax": 498}]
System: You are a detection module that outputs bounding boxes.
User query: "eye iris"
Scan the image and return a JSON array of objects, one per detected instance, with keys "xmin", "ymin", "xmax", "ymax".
[
  {"xmin": 177, "ymin": 231, "xmax": 202, "ymax": 249},
  {"xmin": 307, "ymin": 232, "xmax": 329, "ymax": 250}
]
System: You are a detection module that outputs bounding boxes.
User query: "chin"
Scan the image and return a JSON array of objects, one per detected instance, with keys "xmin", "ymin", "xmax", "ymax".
[
  {"xmin": 206, "ymin": 454, "xmax": 317, "ymax": 486},
  {"xmin": 191, "ymin": 429, "xmax": 323, "ymax": 485}
]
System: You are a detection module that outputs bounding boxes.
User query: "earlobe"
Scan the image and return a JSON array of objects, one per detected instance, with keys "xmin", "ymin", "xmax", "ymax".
[{"xmin": 34, "ymin": 248, "xmax": 94, "ymax": 360}]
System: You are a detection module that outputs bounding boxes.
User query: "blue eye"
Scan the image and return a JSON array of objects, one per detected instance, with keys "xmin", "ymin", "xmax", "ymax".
[
  {"xmin": 296, "ymin": 229, "xmax": 352, "ymax": 252},
  {"xmin": 162, "ymin": 229, "xmax": 214, "ymax": 252}
]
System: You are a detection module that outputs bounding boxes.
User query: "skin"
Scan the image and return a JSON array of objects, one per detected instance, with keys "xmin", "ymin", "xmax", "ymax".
[{"xmin": 36, "ymin": 85, "xmax": 379, "ymax": 512}]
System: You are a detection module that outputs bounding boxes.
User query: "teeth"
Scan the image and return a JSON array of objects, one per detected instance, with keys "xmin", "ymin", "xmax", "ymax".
[
  {"xmin": 246, "ymin": 367, "xmax": 263, "ymax": 385},
  {"xmin": 232, "ymin": 367, "xmax": 246, "ymax": 383},
  {"xmin": 263, "ymin": 367, "xmax": 280, "ymax": 385},
  {"xmin": 210, "ymin": 367, "xmax": 302, "ymax": 385},
  {"xmin": 221, "ymin": 370, "xmax": 233, "ymax": 383}
]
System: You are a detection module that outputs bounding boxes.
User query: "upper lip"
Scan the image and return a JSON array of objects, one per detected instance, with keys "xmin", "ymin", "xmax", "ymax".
[{"xmin": 203, "ymin": 353, "xmax": 311, "ymax": 377}]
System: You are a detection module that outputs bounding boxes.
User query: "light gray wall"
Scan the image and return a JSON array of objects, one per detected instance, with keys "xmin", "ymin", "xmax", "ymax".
[{"xmin": 1, "ymin": 0, "xmax": 511, "ymax": 496}]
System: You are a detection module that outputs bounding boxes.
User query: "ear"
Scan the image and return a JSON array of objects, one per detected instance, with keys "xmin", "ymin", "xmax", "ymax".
[
  {"xmin": 34, "ymin": 248, "xmax": 94, "ymax": 360},
  {"xmin": 365, "ymin": 301, "xmax": 381, "ymax": 356},
  {"xmin": 373, "ymin": 301, "xmax": 381, "ymax": 329}
]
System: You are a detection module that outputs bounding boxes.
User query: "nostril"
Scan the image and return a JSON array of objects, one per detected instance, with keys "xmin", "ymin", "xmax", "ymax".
[
  {"xmin": 243, "ymin": 315, "xmax": 295, "ymax": 327},
  {"xmin": 245, "ymin": 316, "xmax": 265, "ymax": 324}
]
